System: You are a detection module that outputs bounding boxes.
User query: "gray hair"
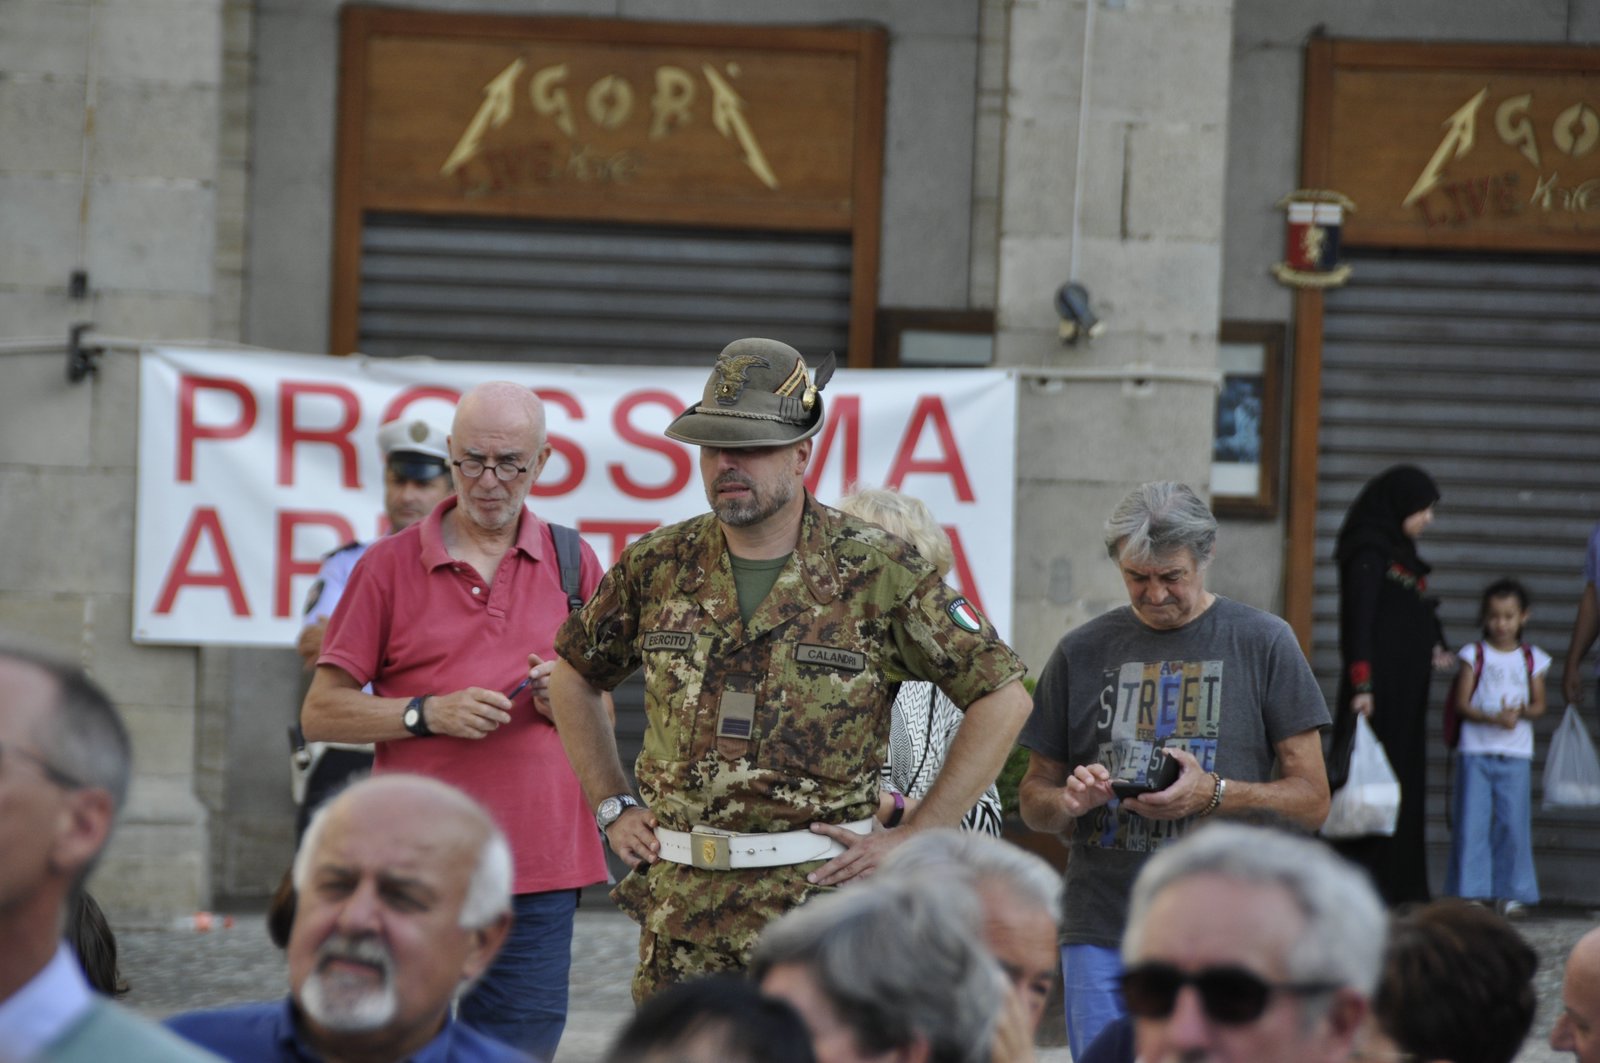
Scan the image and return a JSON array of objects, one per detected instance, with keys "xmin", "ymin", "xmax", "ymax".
[
  {"xmin": 1123, "ymin": 822, "xmax": 1386, "ymax": 996},
  {"xmin": 2, "ymin": 644, "xmax": 131, "ymax": 811},
  {"xmin": 837, "ymin": 487, "xmax": 954, "ymax": 578},
  {"xmin": 1103, "ymin": 481, "xmax": 1218, "ymax": 568},
  {"xmin": 883, "ymin": 827, "xmax": 1061, "ymax": 922},
  {"xmin": 292, "ymin": 781, "xmax": 513, "ymax": 931},
  {"xmin": 751, "ymin": 877, "xmax": 1005, "ymax": 1063}
]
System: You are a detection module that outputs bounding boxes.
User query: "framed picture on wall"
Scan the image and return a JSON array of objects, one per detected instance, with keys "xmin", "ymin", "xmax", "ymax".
[{"xmin": 1211, "ymin": 321, "xmax": 1285, "ymax": 518}]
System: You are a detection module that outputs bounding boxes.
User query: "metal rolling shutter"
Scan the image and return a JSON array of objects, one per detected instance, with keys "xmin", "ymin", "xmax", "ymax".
[
  {"xmin": 1312, "ymin": 250, "xmax": 1600, "ymax": 903},
  {"xmin": 356, "ymin": 213, "xmax": 853, "ymax": 366}
]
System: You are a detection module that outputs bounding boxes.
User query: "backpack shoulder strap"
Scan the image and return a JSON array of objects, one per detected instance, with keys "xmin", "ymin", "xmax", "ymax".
[
  {"xmin": 1521, "ymin": 643, "xmax": 1536, "ymax": 676},
  {"xmin": 549, "ymin": 523, "xmax": 585, "ymax": 613},
  {"xmin": 1473, "ymin": 642, "xmax": 1486, "ymax": 679}
]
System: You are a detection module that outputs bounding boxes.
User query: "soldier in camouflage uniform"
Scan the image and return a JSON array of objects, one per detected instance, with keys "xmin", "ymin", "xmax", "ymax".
[{"xmin": 550, "ymin": 337, "xmax": 1032, "ymax": 1002}]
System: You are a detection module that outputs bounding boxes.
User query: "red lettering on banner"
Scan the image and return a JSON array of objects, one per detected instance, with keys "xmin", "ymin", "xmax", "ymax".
[
  {"xmin": 280, "ymin": 382, "xmax": 362, "ymax": 488},
  {"xmin": 276, "ymin": 510, "xmax": 357, "ymax": 619},
  {"xmin": 177, "ymin": 375, "xmax": 257, "ymax": 482},
  {"xmin": 803, "ymin": 395, "xmax": 861, "ymax": 495},
  {"xmin": 530, "ymin": 389, "xmax": 587, "ymax": 497},
  {"xmin": 610, "ymin": 391, "xmax": 692, "ymax": 500},
  {"xmin": 885, "ymin": 396, "xmax": 975, "ymax": 501},
  {"xmin": 382, "ymin": 386, "xmax": 461, "ymax": 424},
  {"xmin": 944, "ymin": 525, "xmax": 987, "ymax": 618},
  {"xmin": 154, "ymin": 507, "xmax": 249, "ymax": 616},
  {"xmin": 579, "ymin": 519, "xmax": 662, "ymax": 566}
]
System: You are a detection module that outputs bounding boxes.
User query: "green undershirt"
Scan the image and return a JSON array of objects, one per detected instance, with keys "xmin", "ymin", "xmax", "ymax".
[{"xmin": 728, "ymin": 552, "xmax": 792, "ymax": 624}]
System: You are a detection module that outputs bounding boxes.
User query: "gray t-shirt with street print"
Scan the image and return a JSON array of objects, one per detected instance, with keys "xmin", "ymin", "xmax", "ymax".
[{"xmin": 1020, "ymin": 596, "xmax": 1329, "ymax": 948}]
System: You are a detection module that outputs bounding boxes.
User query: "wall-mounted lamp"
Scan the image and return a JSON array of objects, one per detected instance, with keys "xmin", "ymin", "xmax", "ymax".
[{"xmin": 1055, "ymin": 282, "xmax": 1105, "ymax": 344}]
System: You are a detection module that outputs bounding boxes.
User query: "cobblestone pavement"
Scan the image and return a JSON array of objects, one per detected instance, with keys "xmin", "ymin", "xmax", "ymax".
[{"xmin": 120, "ymin": 902, "xmax": 1597, "ymax": 1062}]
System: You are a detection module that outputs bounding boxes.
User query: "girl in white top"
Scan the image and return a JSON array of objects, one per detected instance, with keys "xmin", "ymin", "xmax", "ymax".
[{"xmin": 1446, "ymin": 578, "xmax": 1549, "ymax": 914}]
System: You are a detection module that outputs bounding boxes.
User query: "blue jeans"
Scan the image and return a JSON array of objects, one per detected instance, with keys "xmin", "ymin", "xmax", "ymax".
[
  {"xmin": 1063, "ymin": 943, "xmax": 1125, "ymax": 1059},
  {"xmin": 1447, "ymin": 754, "xmax": 1539, "ymax": 904},
  {"xmin": 458, "ymin": 889, "xmax": 578, "ymax": 1061}
]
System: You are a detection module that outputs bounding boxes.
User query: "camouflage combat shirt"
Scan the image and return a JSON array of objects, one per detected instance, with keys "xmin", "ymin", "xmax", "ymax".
[{"xmin": 555, "ymin": 493, "xmax": 1026, "ymax": 960}]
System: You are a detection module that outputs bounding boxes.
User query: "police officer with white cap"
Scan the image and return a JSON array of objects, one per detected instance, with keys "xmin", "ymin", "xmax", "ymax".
[{"xmin": 291, "ymin": 414, "xmax": 454, "ymax": 834}]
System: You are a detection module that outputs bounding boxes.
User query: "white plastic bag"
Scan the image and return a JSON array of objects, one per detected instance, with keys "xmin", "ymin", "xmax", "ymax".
[
  {"xmin": 1542, "ymin": 704, "xmax": 1600, "ymax": 809},
  {"xmin": 1322, "ymin": 715, "xmax": 1401, "ymax": 839}
]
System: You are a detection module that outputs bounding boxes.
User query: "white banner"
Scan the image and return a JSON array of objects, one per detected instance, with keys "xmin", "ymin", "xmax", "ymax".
[{"xmin": 134, "ymin": 348, "xmax": 1018, "ymax": 646}]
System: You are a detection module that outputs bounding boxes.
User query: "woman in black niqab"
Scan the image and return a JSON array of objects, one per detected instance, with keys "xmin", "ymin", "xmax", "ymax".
[{"xmin": 1330, "ymin": 464, "xmax": 1448, "ymax": 906}]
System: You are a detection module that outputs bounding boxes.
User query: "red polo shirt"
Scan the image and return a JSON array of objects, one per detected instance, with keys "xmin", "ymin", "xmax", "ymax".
[{"xmin": 320, "ymin": 496, "xmax": 607, "ymax": 894}]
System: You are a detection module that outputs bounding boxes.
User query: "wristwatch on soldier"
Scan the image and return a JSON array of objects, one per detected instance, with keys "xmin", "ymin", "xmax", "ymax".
[
  {"xmin": 402, "ymin": 695, "xmax": 433, "ymax": 738},
  {"xmin": 596, "ymin": 793, "xmax": 641, "ymax": 832}
]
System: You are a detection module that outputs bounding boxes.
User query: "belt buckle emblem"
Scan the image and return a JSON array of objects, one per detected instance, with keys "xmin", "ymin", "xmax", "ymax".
[{"xmin": 690, "ymin": 829, "xmax": 732, "ymax": 871}]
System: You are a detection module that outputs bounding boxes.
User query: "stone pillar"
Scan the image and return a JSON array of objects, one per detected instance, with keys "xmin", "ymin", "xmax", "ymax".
[
  {"xmin": 0, "ymin": 0, "xmax": 243, "ymax": 920},
  {"xmin": 996, "ymin": 0, "xmax": 1234, "ymax": 665}
]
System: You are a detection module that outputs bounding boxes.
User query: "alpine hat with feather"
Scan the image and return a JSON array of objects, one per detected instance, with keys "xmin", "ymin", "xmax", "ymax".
[{"xmin": 665, "ymin": 338, "xmax": 836, "ymax": 449}]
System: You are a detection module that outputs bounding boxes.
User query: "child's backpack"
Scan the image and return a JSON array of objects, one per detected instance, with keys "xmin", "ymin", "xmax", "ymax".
[{"xmin": 1442, "ymin": 641, "xmax": 1536, "ymax": 749}]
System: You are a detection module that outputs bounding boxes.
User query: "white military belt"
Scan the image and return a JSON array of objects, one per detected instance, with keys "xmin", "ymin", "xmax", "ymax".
[{"xmin": 655, "ymin": 819, "xmax": 874, "ymax": 871}]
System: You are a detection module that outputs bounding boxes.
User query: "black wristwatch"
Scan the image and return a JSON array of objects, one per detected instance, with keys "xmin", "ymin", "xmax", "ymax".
[
  {"xmin": 402, "ymin": 695, "xmax": 433, "ymax": 737},
  {"xmin": 595, "ymin": 793, "xmax": 641, "ymax": 831}
]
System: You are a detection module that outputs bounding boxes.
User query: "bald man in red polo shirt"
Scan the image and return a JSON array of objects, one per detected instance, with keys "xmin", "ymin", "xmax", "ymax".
[{"xmin": 302, "ymin": 381, "xmax": 608, "ymax": 1061}]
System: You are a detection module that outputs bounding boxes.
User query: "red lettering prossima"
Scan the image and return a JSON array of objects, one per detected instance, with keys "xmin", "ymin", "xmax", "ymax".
[
  {"xmin": 279, "ymin": 382, "xmax": 361, "ymax": 488},
  {"xmin": 610, "ymin": 391, "xmax": 691, "ymax": 500},
  {"xmin": 275, "ymin": 510, "xmax": 357, "ymax": 619},
  {"xmin": 803, "ymin": 395, "xmax": 861, "ymax": 495},
  {"xmin": 154, "ymin": 507, "xmax": 249, "ymax": 616},
  {"xmin": 530, "ymin": 389, "xmax": 587, "ymax": 497},
  {"xmin": 886, "ymin": 396, "xmax": 975, "ymax": 501},
  {"xmin": 176, "ymin": 374, "xmax": 257, "ymax": 482}
]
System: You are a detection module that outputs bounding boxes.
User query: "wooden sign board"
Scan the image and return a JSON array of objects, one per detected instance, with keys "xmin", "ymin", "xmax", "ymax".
[
  {"xmin": 1315, "ymin": 42, "xmax": 1600, "ymax": 251},
  {"xmin": 340, "ymin": 8, "xmax": 883, "ymax": 231},
  {"xmin": 331, "ymin": 8, "xmax": 886, "ymax": 361}
]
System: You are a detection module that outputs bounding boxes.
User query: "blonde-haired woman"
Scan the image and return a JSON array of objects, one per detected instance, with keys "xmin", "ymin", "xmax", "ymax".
[{"xmin": 837, "ymin": 488, "xmax": 1004, "ymax": 835}]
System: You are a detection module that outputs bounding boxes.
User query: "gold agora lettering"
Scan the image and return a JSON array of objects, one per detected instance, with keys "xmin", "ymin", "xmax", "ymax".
[
  {"xmin": 1403, "ymin": 85, "xmax": 1600, "ymax": 225},
  {"xmin": 441, "ymin": 57, "xmax": 779, "ymax": 191}
]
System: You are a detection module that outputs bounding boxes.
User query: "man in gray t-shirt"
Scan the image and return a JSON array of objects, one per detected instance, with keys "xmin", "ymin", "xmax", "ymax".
[{"xmin": 1018, "ymin": 482, "xmax": 1331, "ymax": 1059}]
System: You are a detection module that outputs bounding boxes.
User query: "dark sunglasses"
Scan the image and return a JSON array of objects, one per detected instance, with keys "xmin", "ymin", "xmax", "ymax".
[{"xmin": 1120, "ymin": 962, "xmax": 1340, "ymax": 1025}]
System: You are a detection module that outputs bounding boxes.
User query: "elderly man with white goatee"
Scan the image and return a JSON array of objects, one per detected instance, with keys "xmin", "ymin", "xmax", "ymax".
[{"xmin": 167, "ymin": 775, "xmax": 533, "ymax": 1062}]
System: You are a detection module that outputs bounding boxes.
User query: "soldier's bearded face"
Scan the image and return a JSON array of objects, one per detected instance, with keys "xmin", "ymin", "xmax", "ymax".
[{"xmin": 700, "ymin": 444, "xmax": 806, "ymax": 528}]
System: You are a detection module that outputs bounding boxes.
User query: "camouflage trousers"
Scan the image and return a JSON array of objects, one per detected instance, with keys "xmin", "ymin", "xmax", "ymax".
[{"xmin": 632, "ymin": 929, "xmax": 750, "ymax": 1003}]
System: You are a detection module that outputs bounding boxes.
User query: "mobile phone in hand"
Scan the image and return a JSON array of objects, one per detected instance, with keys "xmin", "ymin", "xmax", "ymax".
[{"xmin": 1110, "ymin": 751, "xmax": 1181, "ymax": 799}]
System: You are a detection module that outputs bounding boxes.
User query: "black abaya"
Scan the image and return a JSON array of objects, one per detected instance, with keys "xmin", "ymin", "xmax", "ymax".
[{"xmin": 1329, "ymin": 466, "xmax": 1444, "ymax": 907}]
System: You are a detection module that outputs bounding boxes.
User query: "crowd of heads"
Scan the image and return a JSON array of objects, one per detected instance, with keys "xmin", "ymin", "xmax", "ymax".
[{"xmin": 5, "ymin": 443, "xmax": 1598, "ymax": 1063}]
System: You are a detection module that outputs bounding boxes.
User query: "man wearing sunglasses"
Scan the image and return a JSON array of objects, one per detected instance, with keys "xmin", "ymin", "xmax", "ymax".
[
  {"xmin": 302, "ymin": 382, "xmax": 610, "ymax": 1061},
  {"xmin": 1118, "ymin": 822, "xmax": 1384, "ymax": 1063},
  {"xmin": 0, "ymin": 644, "xmax": 219, "ymax": 1061}
]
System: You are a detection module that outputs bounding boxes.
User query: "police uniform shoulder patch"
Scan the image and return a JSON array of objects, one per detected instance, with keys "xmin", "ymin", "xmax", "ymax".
[
  {"xmin": 323, "ymin": 540, "xmax": 362, "ymax": 561},
  {"xmin": 947, "ymin": 598, "xmax": 983, "ymax": 633}
]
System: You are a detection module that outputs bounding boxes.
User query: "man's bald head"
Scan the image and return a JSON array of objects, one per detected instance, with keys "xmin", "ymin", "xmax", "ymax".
[
  {"xmin": 292, "ymin": 774, "xmax": 510, "ymax": 929},
  {"xmin": 453, "ymin": 382, "xmax": 546, "ymax": 446},
  {"xmin": 448, "ymin": 383, "xmax": 551, "ymax": 534},
  {"xmin": 1554, "ymin": 927, "xmax": 1600, "ymax": 1062},
  {"xmin": 286, "ymin": 775, "xmax": 513, "ymax": 1052}
]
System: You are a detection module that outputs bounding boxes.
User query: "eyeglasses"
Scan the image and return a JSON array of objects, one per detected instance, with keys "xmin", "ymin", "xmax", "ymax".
[
  {"xmin": 0, "ymin": 739, "xmax": 85, "ymax": 790},
  {"xmin": 451, "ymin": 458, "xmax": 530, "ymax": 482},
  {"xmin": 1120, "ymin": 962, "xmax": 1340, "ymax": 1025}
]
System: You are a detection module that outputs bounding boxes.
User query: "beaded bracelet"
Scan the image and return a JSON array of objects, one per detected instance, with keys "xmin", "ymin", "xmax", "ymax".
[{"xmin": 1198, "ymin": 772, "xmax": 1226, "ymax": 817}]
